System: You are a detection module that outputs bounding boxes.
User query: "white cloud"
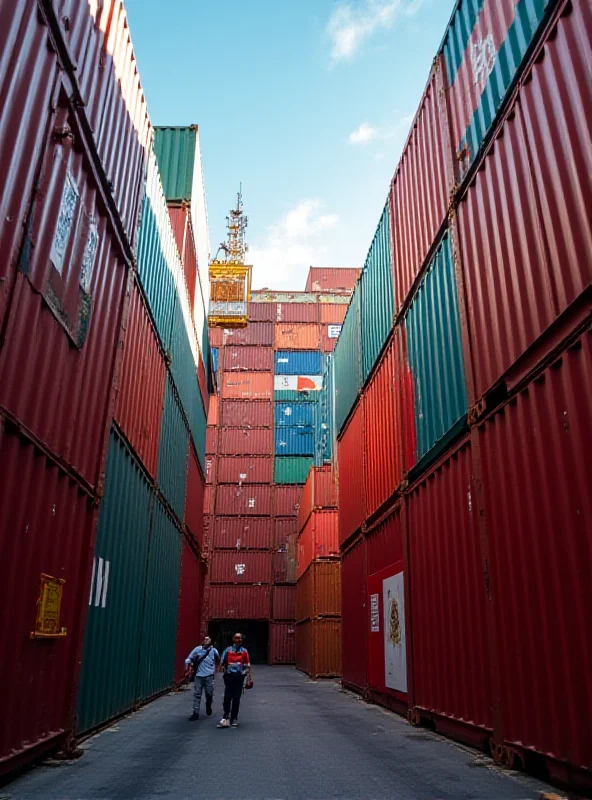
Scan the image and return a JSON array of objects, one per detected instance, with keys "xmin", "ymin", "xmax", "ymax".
[
  {"xmin": 328, "ymin": 0, "xmax": 423, "ymax": 63},
  {"xmin": 349, "ymin": 122, "xmax": 379, "ymax": 144},
  {"xmin": 348, "ymin": 113, "xmax": 414, "ymax": 147}
]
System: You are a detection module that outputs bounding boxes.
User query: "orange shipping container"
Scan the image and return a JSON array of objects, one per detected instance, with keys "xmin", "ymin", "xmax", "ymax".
[
  {"xmin": 296, "ymin": 559, "xmax": 341, "ymax": 621},
  {"xmin": 296, "ymin": 619, "xmax": 341, "ymax": 678},
  {"xmin": 274, "ymin": 323, "xmax": 320, "ymax": 350},
  {"xmin": 297, "ymin": 511, "xmax": 339, "ymax": 578},
  {"xmin": 207, "ymin": 394, "xmax": 219, "ymax": 426},
  {"xmin": 319, "ymin": 304, "xmax": 348, "ymax": 325},
  {"xmin": 221, "ymin": 372, "xmax": 273, "ymax": 400}
]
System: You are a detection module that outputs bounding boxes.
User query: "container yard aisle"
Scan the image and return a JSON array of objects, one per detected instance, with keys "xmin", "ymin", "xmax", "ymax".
[{"xmin": 7, "ymin": 668, "xmax": 551, "ymax": 800}]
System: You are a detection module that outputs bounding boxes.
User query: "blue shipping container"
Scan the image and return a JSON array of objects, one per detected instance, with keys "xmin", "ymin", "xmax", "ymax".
[
  {"xmin": 211, "ymin": 347, "xmax": 219, "ymax": 375},
  {"xmin": 274, "ymin": 426, "xmax": 315, "ymax": 456},
  {"xmin": 275, "ymin": 350, "xmax": 323, "ymax": 375},
  {"xmin": 275, "ymin": 401, "xmax": 317, "ymax": 428}
]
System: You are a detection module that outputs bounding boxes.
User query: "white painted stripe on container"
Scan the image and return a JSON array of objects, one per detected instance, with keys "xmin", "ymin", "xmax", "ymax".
[
  {"xmin": 101, "ymin": 560, "xmax": 110, "ymax": 608},
  {"xmin": 88, "ymin": 558, "xmax": 96, "ymax": 606},
  {"xmin": 95, "ymin": 557, "xmax": 104, "ymax": 607}
]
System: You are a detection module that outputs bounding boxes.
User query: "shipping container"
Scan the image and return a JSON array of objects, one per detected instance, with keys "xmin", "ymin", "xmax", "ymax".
[
  {"xmin": 363, "ymin": 333, "xmax": 404, "ymax": 519},
  {"xmin": 207, "ymin": 394, "xmax": 220, "ymax": 427},
  {"xmin": 316, "ymin": 358, "xmax": 335, "ymax": 467},
  {"xmin": 175, "ymin": 539, "xmax": 205, "ymax": 681},
  {"xmin": 319, "ymin": 304, "xmax": 348, "ymax": 325},
  {"xmin": 296, "ymin": 560, "xmax": 341, "ymax": 621},
  {"xmin": 306, "ymin": 267, "xmax": 360, "ymax": 293},
  {"xmin": 366, "ymin": 504, "xmax": 404, "ymax": 577},
  {"xmin": 268, "ymin": 622, "xmax": 296, "ymax": 664},
  {"xmin": 361, "ymin": 200, "xmax": 394, "ymax": 381},
  {"xmin": 478, "ymin": 329, "xmax": 592, "ymax": 775},
  {"xmin": 337, "ymin": 399, "xmax": 365, "ymax": 547},
  {"xmin": 211, "ymin": 347, "xmax": 219, "ymax": 376},
  {"xmin": 208, "ymin": 585, "xmax": 271, "ymax": 620},
  {"xmin": 297, "ymin": 512, "xmax": 339, "ymax": 578},
  {"xmin": 274, "ymin": 485, "xmax": 303, "ymax": 517},
  {"xmin": 403, "ymin": 230, "xmax": 468, "ymax": 469},
  {"xmin": 274, "ymin": 350, "xmax": 323, "ymax": 375},
  {"xmin": 167, "ymin": 204, "xmax": 199, "ymax": 323},
  {"xmin": 248, "ymin": 301, "xmax": 277, "ymax": 321},
  {"xmin": 286, "ymin": 533, "xmax": 298, "ymax": 584},
  {"xmin": 222, "ymin": 345, "xmax": 274, "ymax": 372},
  {"xmin": 298, "ymin": 466, "xmax": 338, "ymax": 531},
  {"xmin": 274, "ymin": 375, "xmax": 323, "ymax": 394},
  {"xmin": 217, "ymin": 456, "xmax": 273, "ymax": 485},
  {"xmin": 272, "ymin": 585, "xmax": 297, "ymax": 621},
  {"xmin": 274, "ymin": 323, "xmax": 320, "ymax": 350},
  {"xmin": 213, "ymin": 517, "xmax": 274, "ymax": 550},
  {"xmin": 206, "ymin": 426, "xmax": 217, "ymax": 455},
  {"xmin": 274, "ymin": 402, "xmax": 318, "ymax": 430},
  {"xmin": 273, "ymin": 550, "xmax": 289, "ymax": 584},
  {"xmin": 296, "ymin": 619, "xmax": 341, "ymax": 678},
  {"xmin": 157, "ymin": 377, "xmax": 190, "ymax": 522},
  {"xmin": 341, "ymin": 538, "xmax": 368, "ymax": 692},
  {"xmin": 205, "ymin": 455, "xmax": 216, "ymax": 484},
  {"xmin": 274, "ymin": 456, "xmax": 315, "ymax": 485},
  {"xmin": 390, "ymin": 57, "xmax": 450, "ymax": 311},
  {"xmin": 209, "ymin": 326, "xmax": 223, "ymax": 347},
  {"xmin": 333, "ymin": 282, "xmax": 362, "ymax": 434},
  {"xmin": 219, "ymin": 427, "xmax": 273, "ymax": 456},
  {"xmin": 215, "ymin": 484, "xmax": 273, "ymax": 517},
  {"xmin": 275, "ymin": 302, "xmax": 319, "ymax": 323},
  {"xmin": 320, "ymin": 326, "xmax": 340, "ymax": 354},
  {"xmin": 442, "ymin": 0, "xmax": 554, "ymax": 184},
  {"xmin": 220, "ymin": 400, "xmax": 273, "ymax": 428},
  {"xmin": 275, "ymin": 517, "xmax": 298, "ymax": 549},
  {"xmin": 209, "ymin": 551, "xmax": 272, "ymax": 584},
  {"xmin": 222, "ymin": 322, "xmax": 274, "ymax": 346},
  {"xmin": 274, "ymin": 426, "xmax": 315, "ymax": 457},
  {"xmin": 204, "ymin": 485, "xmax": 214, "ymax": 516},
  {"xmin": 184, "ymin": 447, "xmax": 205, "ymax": 550},
  {"xmin": 221, "ymin": 372, "xmax": 273, "ymax": 400},
  {"xmin": 253, "ymin": 291, "xmax": 318, "ymax": 304}
]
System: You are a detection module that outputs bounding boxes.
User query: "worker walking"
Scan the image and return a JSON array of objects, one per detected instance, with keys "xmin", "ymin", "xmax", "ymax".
[
  {"xmin": 185, "ymin": 636, "xmax": 220, "ymax": 721},
  {"xmin": 218, "ymin": 632, "xmax": 252, "ymax": 728}
]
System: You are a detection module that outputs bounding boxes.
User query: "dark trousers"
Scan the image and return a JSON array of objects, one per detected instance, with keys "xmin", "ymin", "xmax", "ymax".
[{"xmin": 222, "ymin": 672, "xmax": 244, "ymax": 721}]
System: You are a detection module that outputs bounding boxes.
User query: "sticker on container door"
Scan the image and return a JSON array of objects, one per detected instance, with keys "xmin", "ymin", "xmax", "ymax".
[
  {"xmin": 248, "ymin": 498, "xmax": 256, "ymax": 508},
  {"xmin": 235, "ymin": 564, "xmax": 246, "ymax": 576},
  {"xmin": 328, "ymin": 325, "xmax": 342, "ymax": 339},
  {"xmin": 383, "ymin": 571, "xmax": 407, "ymax": 693},
  {"xmin": 370, "ymin": 594, "xmax": 380, "ymax": 632}
]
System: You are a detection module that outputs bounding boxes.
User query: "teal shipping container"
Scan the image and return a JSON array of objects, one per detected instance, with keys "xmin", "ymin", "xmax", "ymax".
[
  {"xmin": 274, "ymin": 389, "xmax": 320, "ymax": 403},
  {"xmin": 137, "ymin": 497, "xmax": 183, "ymax": 701},
  {"xmin": 158, "ymin": 376, "xmax": 190, "ymax": 522},
  {"xmin": 154, "ymin": 126, "xmax": 199, "ymax": 202},
  {"xmin": 361, "ymin": 200, "xmax": 394, "ymax": 382},
  {"xmin": 316, "ymin": 357, "xmax": 334, "ymax": 466},
  {"xmin": 333, "ymin": 282, "xmax": 362, "ymax": 435},
  {"xmin": 274, "ymin": 456, "xmax": 314, "ymax": 485},
  {"xmin": 404, "ymin": 230, "xmax": 468, "ymax": 470},
  {"xmin": 77, "ymin": 432, "xmax": 153, "ymax": 734}
]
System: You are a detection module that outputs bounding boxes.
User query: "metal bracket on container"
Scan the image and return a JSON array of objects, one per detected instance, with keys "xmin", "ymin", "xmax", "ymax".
[
  {"xmin": 407, "ymin": 708, "xmax": 422, "ymax": 727},
  {"xmin": 492, "ymin": 742, "xmax": 524, "ymax": 771},
  {"xmin": 467, "ymin": 400, "xmax": 486, "ymax": 426}
]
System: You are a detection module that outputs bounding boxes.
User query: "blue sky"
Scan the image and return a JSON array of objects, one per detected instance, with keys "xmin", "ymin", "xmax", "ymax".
[{"xmin": 126, "ymin": 0, "xmax": 456, "ymax": 290}]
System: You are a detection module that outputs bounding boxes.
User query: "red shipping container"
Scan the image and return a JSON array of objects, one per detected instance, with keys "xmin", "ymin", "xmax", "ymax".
[
  {"xmin": 206, "ymin": 427, "xmax": 217, "ymax": 455},
  {"xmin": 221, "ymin": 400, "xmax": 273, "ymax": 428},
  {"xmin": 268, "ymin": 622, "xmax": 296, "ymax": 664},
  {"xmin": 296, "ymin": 560, "xmax": 341, "ymax": 621},
  {"xmin": 341, "ymin": 538, "xmax": 368, "ymax": 692},
  {"xmin": 175, "ymin": 539, "xmax": 205, "ymax": 681},
  {"xmin": 296, "ymin": 619, "xmax": 341, "ymax": 678},
  {"xmin": 306, "ymin": 268, "xmax": 360, "ymax": 293},
  {"xmin": 479, "ymin": 330, "xmax": 592, "ymax": 774},
  {"xmin": 168, "ymin": 204, "xmax": 197, "ymax": 315},
  {"xmin": 209, "ymin": 551, "xmax": 272, "ymax": 584},
  {"xmin": 197, "ymin": 357, "xmax": 209, "ymax": 418},
  {"xmin": 297, "ymin": 511, "xmax": 339, "ymax": 578},
  {"xmin": 215, "ymin": 485, "xmax": 273, "ymax": 516},
  {"xmin": 222, "ymin": 323, "xmax": 274, "ymax": 346},
  {"xmin": 114, "ymin": 282, "xmax": 166, "ymax": 478},
  {"xmin": 275, "ymin": 517, "xmax": 298, "ymax": 549},
  {"xmin": 221, "ymin": 372, "xmax": 273, "ymax": 400},
  {"xmin": 274, "ymin": 323, "xmax": 320, "ymax": 350},
  {"xmin": 213, "ymin": 517, "xmax": 274, "ymax": 550},
  {"xmin": 337, "ymin": 399, "xmax": 365, "ymax": 547},
  {"xmin": 390, "ymin": 57, "xmax": 451, "ymax": 311},
  {"xmin": 205, "ymin": 455, "xmax": 216, "ymax": 484},
  {"xmin": 366, "ymin": 503, "xmax": 404, "ymax": 576},
  {"xmin": 204, "ymin": 485, "xmax": 214, "ymax": 515},
  {"xmin": 298, "ymin": 465, "xmax": 337, "ymax": 531},
  {"xmin": 248, "ymin": 301, "xmax": 277, "ymax": 322},
  {"xmin": 209, "ymin": 326, "xmax": 222, "ymax": 347},
  {"xmin": 319, "ymin": 304, "xmax": 348, "ymax": 325},
  {"xmin": 274, "ymin": 485, "xmax": 303, "ymax": 517},
  {"xmin": 184, "ymin": 447, "xmax": 205, "ymax": 550},
  {"xmin": 275, "ymin": 303, "xmax": 319, "ymax": 323},
  {"xmin": 217, "ymin": 455, "xmax": 273, "ymax": 485},
  {"xmin": 222, "ymin": 345, "xmax": 273, "ymax": 372},
  {"xmin": 272, "ymin": 585, "xmax": 297, "ymax": 620},
  {"xmin": 207, "ymin": 394, "xmax": 219, "ymax": 426},
  {"xmin": 273, "ymin": 550, "xmax": 288, "ymax": 584},
  {"xmin": 208, "ymin": 585, "xmax": 271, "ymax": 620},
  {"xmin": 218, "ymin": 428, "xmax": 273, "ymax": 456},
  {"xmin": 407, "ymin": 437, "xmax": 491, "ymax": 739},
  {"xmin": 363, "ymin": 333, "xmax": 404, "ymax": 519}
]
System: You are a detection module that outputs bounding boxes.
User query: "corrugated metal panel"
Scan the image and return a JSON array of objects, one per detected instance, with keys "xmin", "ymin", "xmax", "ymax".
[
  {"xmin": 274, "ymin": 350, "xmax": 323, "ymax": 375},
  {"xmin": 153, "ymin": 126, "xmax": 198, "ymax": 203},
  {"xmin": 221, "ymin": 372, "xmax": 273, "ymax": 400},
  {"xmin": 208, "ymin": 585, "xmax": 271, "ymax": 620},
  {"xmin": 341, "ymin": 539, "xmax": 368, "ymax": 692},
  {"xmin": 274, "ymin": 375, "xmax": 323, "ymax": 394},
  {"xmin": 211, "ymin": 347, "xmax": 219, "ymax": 376},
  {"xmin": 219, "ymin": 427, "xmax": 273, "ymax": 456},
  {"xmin": 209, "ymin": 326, "xmax": 222, "ymax": 347},
  {"xmin": 272, "ymin": 586, "xmax": 297, "ymax": 621},
  {"xmin": 390, "ymin": 59, "xmax": 450, "ymax": 311},
  {"xmin": 442, "ymin": 0, "xmax": 554, "ymax": 182},
  {"xmin": 274, "ymin": 426, "xmax": 315, "ymax": 457},
  {"xmin": 206, "ymin": 426, "xmax": 217, "ymax": 455},
  {"xmin": 296, "ymin": 560, "xmax": 341, "ymax": 621},
  {"xmin": 205, "ymin": 456, "xmax": 215, "ymax": 484},
  {"xmin": 404, "ymin": 231, "xmax": 468, "ymax": 466},
  {"xmin": 248, "ymin": 302, "xmax": 277, "ymax": 321},
  {"xmin": 318, "ymin": 293, "xmax": 352, "ymax": 304},
  {"xmin": 298, "ymin": 466, "xmax": 338, "ymax": 532},
  {"xmin": 274, "ymin": 456, "xmax": 315, "ymax": 485},
  {"xmin": 137, "ymin": 497, "xmax": 183, "ymax": 701},
  {"xmin": 363, "ymin": 333, "xmax": 404, "ymax": 518},
  {"xmin": 296, "ymin": 619, "xmax": 341, "ymax": 678},
  {"xmin": 286, "ymin": 533, "xmax": 298, "ymax": 583},
  {"xmin": 207, "ymin": 394, "xmax": 220, "ymax": 427},
  {"xmin": 319, "ymin": 304, "xmax": 348, "ymax": 325},
  {"xmin": 0, "ymin": 423, "xmax": 96, "ymax": 763},
  {"xmin": 275, "ymin": 302, "xmax": 319, "ymax": 323},
  {"xmin": 337, "ymin": 399, "xmax": 365, "ymax": 547},
  {"xmin": 297, "ymin": 512, "xmax": 339, "ymax": 578},
  {"xmin": 221, "ymin": 400, "xmax": 273, "ymax": 428},
  {"xmin": 217, "ymin": 456, "xmax": 273, "ymax": 485},
  {"xmin": 333, "ymin": 282, "xmax": 362, "ymax": 434},
  {"xmin": 479, "ymin": 330, "xmax": 592, "ymax": 770},
  {"xmin": 223, "ymin": 322, "xmax": 274, "ymax": 346},
  {"xmin": 274, "ymin": 323, "xmax": 320, "ymax": 350},
  {"xmin": 316, "ymin": 359, "xmax": 335, "ymax": 467},
  {"xmin": 223, "ymin": 345, "xmax": 274, "ymax": 372},
  {"xmin": 213, "ymin": 517, "xmax": 274, "ymax": 550},
  {"xmin": 203, "ymin": 485, "xmax": 214, "ymax": 516},
  {"xmin": 157, "ymin": 377, "xmax": 190, "ymax": 522},
  {"xmin": 275, "ymin": 517, "xmax": 298, "ymax": 549},
  {"xmin": 215, "ymin": 484, "xmax": 273, "ymax": 516},
  {"xmin": 77, "ymin": 432, "xmax": 152, "ymax": 734},
  {"xmin": 274, "ymin": 485, "xmax": 303, "ymax": 517},
  {"xmin": 209, "ymin": 551, "xmax": 272, "ymax": 584},
  {"xmin": 253, "ymin": 291, "xmax": 317, "ymax": 303},
  {"xmin": 306, "ymin": 268, "xmax": 361, "ymax": 293},
  {"xmin": 168, "ymin": 204, "xmax": 198, "ymax": 318},
  {"xmin": 366, "ymin": 504, "xmax": 403, "ymax": 577},
  {"xmin": 175, "ymin": 540, "xmax": 205, "ymax": 681},
  {"xmin": 361, "ymin": 200, "xmax": 394, "ymax": 381},
  {"xmin": 407, "ymin": 437, "xmax": 492, "ymax": 734},
  {"xmin": 273, "ymin": 549, "xmax": 289, "ymax": 583},
  {"xmin": 268, "ymin": 622, "xmax": 296, "ymax": 664},
  {"xmin": 184, "ymin": 447, "xmax": 205, "ymax": 550}
]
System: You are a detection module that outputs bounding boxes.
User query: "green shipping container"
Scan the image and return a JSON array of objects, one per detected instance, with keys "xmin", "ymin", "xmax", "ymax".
[
  {"xmin": 77, "ymin": 432, "xmax": 153, "ymax": 734},
  {"xmin": 333, "ymin": 282, "xmax": 362, "ymax": 435},
  {"xmin": 274, "ymin": 390, "xmax": 321, "ymax": 403},
  {"xmin": 274, "ymin": 456, "xmax": 315, "ymax": 485},
  {"xmin": 158, "ymin": 376, "xmax": 190, "ymax": 522},
  {"xmin": 361, "ymin": 200, "xmax": 394, "ymax": 382},
  {"xmin": 153, "ymin": 126, "xmax": 199, "ymax": 202},
  {"xmin": 137, "ymin": 497, "xmax": 183, "ymax": 701}
]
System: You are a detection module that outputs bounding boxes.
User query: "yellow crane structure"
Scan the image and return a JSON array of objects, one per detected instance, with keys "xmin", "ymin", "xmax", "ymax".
[{"xmin": 208, "ymin": 188, "xmax": 252, "ymax": 328}]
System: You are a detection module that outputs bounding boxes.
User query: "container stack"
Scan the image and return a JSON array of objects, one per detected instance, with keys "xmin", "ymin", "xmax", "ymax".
[
  {"xmin": 295, "ymin": 467, "xmax": 341, "ymax": 678},
  {"xmin": 333, "ymin": 0, "xmax": 591, "ymax": 790}
]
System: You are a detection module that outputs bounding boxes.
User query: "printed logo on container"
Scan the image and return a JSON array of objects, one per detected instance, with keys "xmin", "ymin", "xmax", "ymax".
[{"xmin": 471, "ymin": 34, "xmax": 496, "ymax": 90}]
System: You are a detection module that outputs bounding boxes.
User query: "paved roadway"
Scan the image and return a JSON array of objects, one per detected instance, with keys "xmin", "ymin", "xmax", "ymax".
[{"xmin": 5, "ymin": 667, "xmax": 553, "ymax": 800}]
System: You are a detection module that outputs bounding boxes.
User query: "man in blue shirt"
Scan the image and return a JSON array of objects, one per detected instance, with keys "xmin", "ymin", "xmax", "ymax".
[{"xmin": 185, "ymin": 636, "xmax": 220, "ymax": 721}]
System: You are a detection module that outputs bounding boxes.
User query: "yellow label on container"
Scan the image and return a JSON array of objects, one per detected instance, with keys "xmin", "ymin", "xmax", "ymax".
[{"xmin": 31, "ymin": 574, "xmax": 67, "ymax": 639}]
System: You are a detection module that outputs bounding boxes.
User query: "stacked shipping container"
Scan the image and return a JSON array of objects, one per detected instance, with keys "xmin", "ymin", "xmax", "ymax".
[{"xmin": 334, "ymin": 0, "xmax": 591, "ymax": 791}]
